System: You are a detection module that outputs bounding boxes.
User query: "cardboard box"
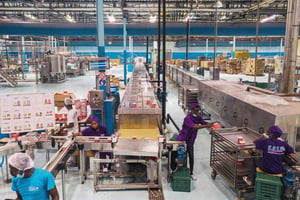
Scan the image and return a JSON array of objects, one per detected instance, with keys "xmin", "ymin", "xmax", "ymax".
[{"xmin": 54, "ymin": 92, "xmax": 76, "ymax": 108}]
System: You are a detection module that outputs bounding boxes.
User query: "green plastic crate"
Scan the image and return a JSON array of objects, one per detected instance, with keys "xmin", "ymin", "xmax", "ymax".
[
  {"xmin": 255, "ymin": 172, "xmax": 283, "ymax": 200},
  {"xmin": 197, "ymin": 68, "xmax": 205, "ymax": 76},
  {"xmin": 171, "ymin": 167, "xmax": 191, "ymax": 192}
]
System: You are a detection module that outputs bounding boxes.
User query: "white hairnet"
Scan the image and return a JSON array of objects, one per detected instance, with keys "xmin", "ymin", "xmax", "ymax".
[
  {"xmin": 8, "ymin": 153, "xmax": 34, "ymax": 171},
  {"xmin": 64, "ymin": 98, "xmax": 73, "ymax": 106}
]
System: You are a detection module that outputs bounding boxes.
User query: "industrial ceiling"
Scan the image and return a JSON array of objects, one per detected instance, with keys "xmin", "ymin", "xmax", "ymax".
[
  {"xmin": 0, "ymin": 0, "xmax": 288, "ymax": 45},
  {"xmin": 0, "ymin": 0, "xmax": 288, "ymax": 24}
]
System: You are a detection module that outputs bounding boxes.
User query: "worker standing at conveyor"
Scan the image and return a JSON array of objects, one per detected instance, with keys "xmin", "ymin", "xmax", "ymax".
[
  {"xmin": 5, "ymin": 152, "xmax": 59, "ymax": 200},
  {"xmin": 73, "ymin": 117, "xmax": 111, "ymax": 171},
  {"xmin": 243, "ymin": 125, "xmax": 294, "ymax": 186},
  {"xmin": 176, "ymin": 103, "xmax": 214, "ymax": 181},
  {"xmin": 74, "ymin": 117, "xmax": 108, "ymax": 137},
  {"xmin": 59, "ymin": 98, "xmax": 79, "ymax": 138}
]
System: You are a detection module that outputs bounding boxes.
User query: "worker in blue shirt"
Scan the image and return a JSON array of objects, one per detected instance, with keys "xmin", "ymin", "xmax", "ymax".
[{"xmin": 5, "ymin": 152, "xmax": 59, "ymax": 200}]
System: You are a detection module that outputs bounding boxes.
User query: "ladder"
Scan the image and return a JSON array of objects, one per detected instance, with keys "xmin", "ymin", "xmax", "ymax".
[{"xmin": 0, "ymin": 68, "xmax": 18, "ymax": 87}]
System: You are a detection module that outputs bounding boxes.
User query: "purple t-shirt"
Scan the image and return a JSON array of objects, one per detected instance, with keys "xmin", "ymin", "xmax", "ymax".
[
  {"xmin": 82, "ymin": 125, "xmax": 108, "ymax": 137},
  {"xmin": 176, "ymin": 113, "xmax": 207, "ymax": 146},
  {"xmin": 255, "ymin": 138, "xmax": 294, "ymax": 174}
]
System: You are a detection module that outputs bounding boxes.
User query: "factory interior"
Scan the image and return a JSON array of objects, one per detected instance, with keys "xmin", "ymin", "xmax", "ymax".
[{"xmin": 1, "ymin": 0, "xmax": 300, "ymax": 200}]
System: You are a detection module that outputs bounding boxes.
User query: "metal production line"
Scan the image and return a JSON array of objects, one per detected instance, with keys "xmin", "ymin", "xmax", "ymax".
[{"xmin": 0, "ymin": 130, "xmax": 186, "ymax": 200}]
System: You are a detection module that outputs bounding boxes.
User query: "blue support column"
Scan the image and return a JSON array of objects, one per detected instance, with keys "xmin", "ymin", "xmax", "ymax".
[
  {"xmin": 96, "ymin": 0, "xmax": 106, "ymax": 99},
  {"xmin": 21, "ymin": 36, "xmax": 26, "ymax": 64},
  {"xmin": 96, "ymin": 0, "xmax": 105, "ymax": 57},
  {"xmin": 128, "ymin": 36, "xmax": 133, "ymax": 72},
  {"xmin": 123, "ymin": 18, "xmax": 127, "ymax": 85}
]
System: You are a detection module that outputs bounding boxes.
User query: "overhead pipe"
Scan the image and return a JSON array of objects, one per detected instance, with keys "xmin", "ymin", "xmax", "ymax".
[
  {"xmin": 185, "ymin": 18, "xmax": 190, "ymax": 60},
  {"xmin": 246, "ymin": 85, "xmax": 300, "ymax": 97},
  {"xmin": 254, "ymin": 2, "xmax": 260, "ymax": 85},
  {"xmin": 146, "ymin": 36, "xmax": 149, "ymax": 72},
  {"xmin": 162, "ymin": 0, "xmax": 166, "ymax": 128},
  {"xmin": 0, "ymin": 7, "xmax": 248, "ymax": 12},
  {"xmin": 157, "ymin": 0, "xmax": 161, "ymax": 94}
]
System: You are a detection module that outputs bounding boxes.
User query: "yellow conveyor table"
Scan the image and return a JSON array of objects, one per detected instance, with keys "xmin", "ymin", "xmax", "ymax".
[{"xmin": 118, "ymin": 128, "xmax": 160, "ymax": 140}]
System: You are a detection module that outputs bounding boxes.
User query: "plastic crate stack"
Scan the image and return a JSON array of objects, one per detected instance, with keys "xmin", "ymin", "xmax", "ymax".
[
  {"xmin": 171, "ymin": 167, "xmax": 191, "ymax": 192},
  {"xmin": 255, "ymin": 172, "xmax": 283, "ymax": 200}
]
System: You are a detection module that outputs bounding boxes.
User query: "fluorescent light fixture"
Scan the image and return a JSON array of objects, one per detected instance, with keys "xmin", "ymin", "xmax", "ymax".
[
  {"xmin": 185, "ymin": 13, "xmax": 193, "ymax": 22},
  {"xmin": 214, "ymin": 0, "xmax": 223, "ymax": 8},
  {"xmin": 24, "ymin": 13, "xmax": 37, "ymax": 20},
  {"xmin": 107, "ymin": 14, "xmax": 116, "ymax": 22},
  {"xmin": 260, "ymin": 14, "xmax": 278, "ymax": 23},
  {"xmin": 220, "ymin": 15, "xmax": 227, "ymax": 20},
  {"xmin": 65, "ymin": 14, "xmax": 76, "ymax": 23},
  {"xmin": 149, "ymin": 15, "xmax": 157, "ymax": 23}
]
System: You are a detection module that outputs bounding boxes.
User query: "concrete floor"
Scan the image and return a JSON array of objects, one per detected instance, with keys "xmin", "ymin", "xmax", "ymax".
[{"xmin": 0, "ymin": 67, "xmax": 264, "ymax": 200}]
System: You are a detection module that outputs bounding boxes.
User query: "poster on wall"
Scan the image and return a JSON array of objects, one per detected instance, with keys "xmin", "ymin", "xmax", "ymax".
[{"xmin": 0, "ymin": 93, "xmax": 55, "ymax": 134}]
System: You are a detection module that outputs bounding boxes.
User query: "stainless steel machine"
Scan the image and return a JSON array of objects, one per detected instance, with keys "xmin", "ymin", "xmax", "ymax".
[
  {"xmin": 40, "ymin": 55, "xmax": 66, "ymax": 83},
  {"xmin": 167, "ymin": 64, "xmax": 300, "ymax": 153}
]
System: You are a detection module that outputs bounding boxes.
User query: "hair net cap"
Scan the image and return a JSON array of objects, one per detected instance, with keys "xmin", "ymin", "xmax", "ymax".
[
  {"xmin": 268, "ymin": 125, "xmax": 283, "ymax": 138},
  {"xmin": 8, "ymin": 153, "xmax": 34, "ymax": 171},
  {"xmin": 64, "ymin": 98, "xmax": 73, "ymax": 106},
  {"xmin": 189, "ymin": 103, "xmax": 200, "ymax": 110},
  {"xmin": 91, "ymin": 117, "xmax": 99, "ymax": 123}
]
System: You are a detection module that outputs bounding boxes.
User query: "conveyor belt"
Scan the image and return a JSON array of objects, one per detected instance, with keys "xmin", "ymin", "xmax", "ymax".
[
  {"xmin": 43, "ymin": 139, "xmax": 75, "ymax": 177},
  {"xmin": 148, "ymin": 188, "xmax": 164, "ymax": 200}
]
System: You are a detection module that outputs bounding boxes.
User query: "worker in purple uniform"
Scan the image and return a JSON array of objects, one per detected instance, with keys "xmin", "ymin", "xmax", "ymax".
[
  {"xmin": 73, "ymin": 117, "xmax": 111, "ymax": 171},
  {"xmin": 74, "ymin": 117, "xmax": 108, "ymax": 137},
  {"xmin": 243, "ymin": 125, "xmax": 294, "ymax": 186},
  {"xmin": 176, "ymin": 103, "xmax": 214, "ymax": 181}
]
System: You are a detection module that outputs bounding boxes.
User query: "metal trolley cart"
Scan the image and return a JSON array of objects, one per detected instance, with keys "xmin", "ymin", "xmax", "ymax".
[
  {"xmin": 178, "ymin": 85, "xmax": 199, "ymax": 111},
  {"xmin": 210, "ymin": 127, "xmax": 262, "ymax": 198}
]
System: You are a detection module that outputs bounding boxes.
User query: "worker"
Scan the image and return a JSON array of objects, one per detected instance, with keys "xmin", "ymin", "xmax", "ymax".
[
  {"xmin": 243, "ymin": 125, "xmax": 294, "ymax": 186},
  {"xmin": 73, "ymin": 117, "xmax": 111, "ymax": 171},
  {"xmin": 6, "ymin": 152, "xmax": 59, "ymax": 200},
  {"xmin": 134, "ymin": 57, "xmax": 145, "ymax": 68},
  {"xmin": 73, "ymin": 117, "xmax": 108, "ymax": 137},
  {"xmin": 59, "ymin": 98, "xmax": 79, "ymax": 137},
  {"xmin": 176, "ymin": 103, "xmax": 214, "ymax": 181}
]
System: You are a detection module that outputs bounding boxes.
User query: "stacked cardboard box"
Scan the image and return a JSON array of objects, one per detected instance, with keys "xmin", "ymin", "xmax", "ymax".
[
  {"xmin": 241, "ymin": 59, "xmax": 265, "ymax": 76},
  {"xmin": 111, "ymin": 76, "xmax": 120, "ymax": 85},
  {"xmin": 54, "ymin": 92, "xmax": 76, "ymax": 110},
  {"xmin": 175, "ymin": 59, "xmax": 184, "ymax": 67},
  {"xmin": 197, "ymin": 56, "xmax": 206, "ymax": 66},
  {"xmin": 225, "ymin": 59, "xmax": 241, "ymax": 74},
  {"xmin": 216, "ymin": 56, "xmax": 227, "ymax": 72},
  {"xmin": 201, "ymin": 61, "xmax": 214, "ymax": 69},
  {"xmin": 110, "ymin": 59, "xmax": 120, "ymax": 66}
]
